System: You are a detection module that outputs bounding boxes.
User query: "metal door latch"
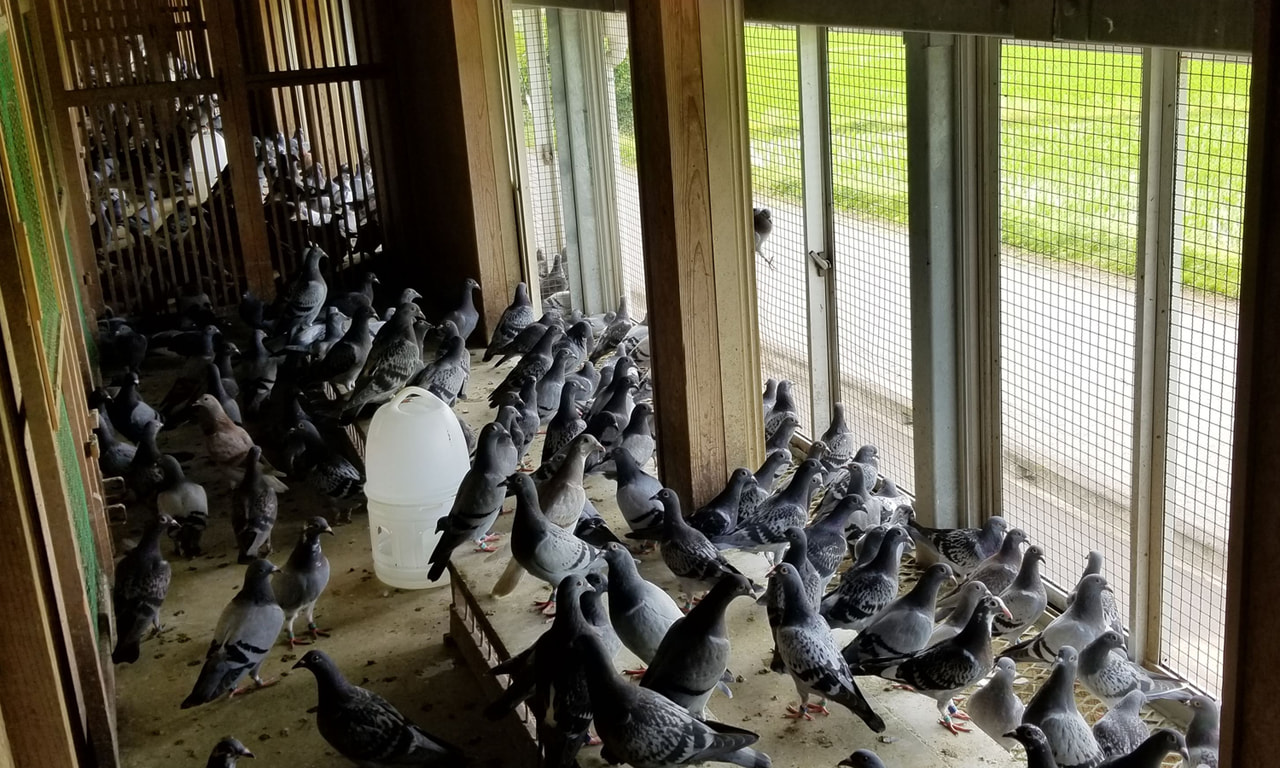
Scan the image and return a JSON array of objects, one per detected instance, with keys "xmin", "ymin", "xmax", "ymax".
[{"xmin": 808, "ymin": 250, "xmax": 831, "ymax": 274}]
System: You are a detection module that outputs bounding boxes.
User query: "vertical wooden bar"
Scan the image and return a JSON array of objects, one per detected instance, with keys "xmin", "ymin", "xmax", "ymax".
[
  {"xmin": 627, "ymin": 0, "xmax": 761, "ymax": 504},
  {"xmin": 1222, "ymin": 0, "xmax": 1280, "ymax": 763}
]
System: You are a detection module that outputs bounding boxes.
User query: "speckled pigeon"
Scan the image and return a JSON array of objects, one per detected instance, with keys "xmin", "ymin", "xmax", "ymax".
[
  {"xmin": 340, "ymin": 302, "xmax": 426, "ymax": 422},
  {"xmin": 205, "ymin": 737, "xmax": 255, "ymax": 767},
  {"xmin": 231, "ymin": 446, "xmax": 277, "ymax": 563},
  {"xmin": 1022, "ymin": 645, "xmax": 1104, "ymax": 768},
  {"xmin": 654, "ymin": 488, "xmax": 754, "ymax": 610},
  {"xmin": 763, "ymin": 527, "xmax": 822, "ymax": 671},
  {"xmin": 714, "ymin": 459, "xmax": 824, "ymax": 561},
  {"xmin": 492, "ymin": 309, "xmax": 562, "ymax": 367},
  {"xmin": 803, "ymin": 502, "xmax": 856, "ymax": 593},
  {"xmin": 907, "ymin": 514, "xmax": 1008, "ymax": 576},
  {"xmin": 1092, "ymin": 691, "xmax": 1149, "ymax": 760},
  {"xmin": 407, "ymin": 333, "xmax": 469, "ymax": 406},
  {"xmin": 502, "ymin": 473, "xmax": 605, "ymax": 610},
  {"xmin": 307, "ymin": 303, "xmax": 375, "ymax": 393},
  {"xmin": 841, "ymin": 563, "xmax": 953, "ymax": 666},
  {"xmin": 763, "ymin": 380, "xmax": 799, "ymax": 444},
  {"xmin": 112, "ymin": 514, "xmax": 179, "ymax": 664},
  {"xmin": 484, "ymin": 281, "xmax": 534, "ymax": 362},
  {"xmin": 817, "ymin": 403, "xmax": 856, "ymax": 471},
  {"xmin": 282, "ymin": 421, "xmax": 365, "ymax": 525},
  {"xmin": 430, "ymin": 423, "xmax": 512, "ymax": 582},
  {"xmin": 273, "ymin": 245, "xmax": 328, "ymax": 340},
  {"xmin": 820, "ymin": 526, "xmax": 913, "ymax": 631},
  {"xmin": 937, "ymin": 528, "xmax": 1028, "ymax": 615},
  {"xmin": 1185, "ymin": 695, "xmax": 1219, "ymax": 768}
]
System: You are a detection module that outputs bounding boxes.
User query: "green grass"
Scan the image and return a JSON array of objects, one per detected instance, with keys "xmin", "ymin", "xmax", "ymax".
[{"xmin": 741, "ymin": 26, "xmax": 1251, "ymax": 298}]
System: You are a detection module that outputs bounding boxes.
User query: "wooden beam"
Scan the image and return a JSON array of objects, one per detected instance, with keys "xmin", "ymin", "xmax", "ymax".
[
  {"xmin": 1221, "ymin": 0, "xmax": 1280, "ymax": 763},
  {"xmin": 627, "ymin": 0, "xmax": 762, "ymax": 505}
]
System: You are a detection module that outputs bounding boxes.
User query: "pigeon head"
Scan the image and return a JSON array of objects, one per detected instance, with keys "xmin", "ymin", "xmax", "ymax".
[
  {"xmin": 291, "ymin": 648, "xmax": 335, "ymax": 673},
  {"xmin": 1091, "ymin": 629, "xmax": 1126, "ymax": 655},
  {"xmin": 1076, "ymin": 573, "xmax": 1107, "ymax": 599},
  {"xmin": 924, "ymin": 562, "xmax": 955, "ymax": 588},
  {"xmin": 585, "ymin": 571, "xmax": 608, "ymax": 594},
  {"xmin": 729, "ymin": 467, "xmax": 753, "ymax": 485},
  {"xmin": 1188, "ymin": 694, "xmax": 1218, "ymax": 715},
  {"xmin": 783, "ymin": 526, "xmax": 807, "ymax": 551},
  {"xmin": 1005, "ymin": 723, "xmax": 1052, "ymax": 752},
  {"xmin": 464, "ymin": 277, "xmax": 480, "ymax": 292},
  {"xmin": 398, "ymin": 287, "xmax": 423, "ymax": 304},
  {"xmin": 985, "ymin": 516, "xmax": 1008, "ymax": 535},
  {"xmin": 630, "ymin": 401, "xmax": 653, "ymax": 421},
  {"xmin": 853, "ymin": 444, "xmax": 879, "ymax": 463},
  {"xmin": 209, "ymin": 737, "xmax": 255, "ymax": 761},
  {"xmin": 837, "ymin": 750, "xmax": 885, "ymax": 768},
  {"xmin": 352, "ymin": 303, "xmax": 377, "ymax": 321},
  {"xmin": 244, "ymin": 558, "xmax": 280, "ymax": 581},
  {"xmin": 977, "ymin": 594, "xmax": 1011, "ymax": 624},
  {"xmin": 956, "ymin": 580, "xmax": 990, "ymax": 603},
  {"xmin": 304, "ymin": 517, "xmax": 335, "ymax": 537},
  {"xmin": 652, "ymin": 487, "xmax": 680, "ymax": 507},
  {"xmin": 992, "ymin": 656, "xmax": 1017, "ymax": 677},
  {"xmin": 1055, "ymin": 645, "xmax": 1079, "ymax": 665},
  {"xmin": 1005, "ymin": 528, "xmax": 1029, "ymax": 547},
  {"xmin": 157, "ymin": 454, "xmax": 184, "ymax": 483},
  {"xmin": 571, "ymin": 433, "xmax": 604, "ymax": 455},
  {"xmin": 1146, "ymin": 729, "xmax": 1190, "ymax": 763},
  {"xmin": 556, "ymin": 574, "xmax": 591, "ymax": 606},
  {"xmin": 1024, "ymin": 545, "xmax": 1046, "ymax": 565},
  {"xmin": 364, "ymin": 272, "xmax": 380, "ymax": 287}
]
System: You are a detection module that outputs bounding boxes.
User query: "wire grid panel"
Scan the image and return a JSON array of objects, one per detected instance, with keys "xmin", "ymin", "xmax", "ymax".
[
  {"xmin": 998, "ymin": 42, "xmax": 1143, "ymax": 612},
  {"xmin": 513, "ymin": 8, "xmax": 570, "ymax": 307},
  {"xmin": 827, "ymin": 30, "xmax": 914, "ymax": 491},
  {"xmin": 1159, "ymin": 53, "xmax": 1250, "ymax": 696},
  {"xmin": 603, "ymin": 12, "xmax": 646, "ymax": 316},
  {"xmin": 744, "ymin": 23, "xmax": 813, "ymax": 434}
]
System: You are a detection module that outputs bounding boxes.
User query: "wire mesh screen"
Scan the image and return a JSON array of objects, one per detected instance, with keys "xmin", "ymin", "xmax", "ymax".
[
  {"xmin": 998, "ymin": 42, "xmax": 1143, "ymax": 611},
  {"xmin": 744, "ymin": 23, "xmax": 813, "ymax": 434},
  {"xmin": 604, "ymin": 13, "xmax": 646, "ymax": 316},
  {"xmin": 827, "ymin": 30, "xmax": 913, "ymax": 490},
  {"xmin": 1159, "ymin": 53, "xmax": 1249, "ymax": 696},
  {"xmin": 513, "ymin": 8, "xmax": 570, "ymax": 308}
]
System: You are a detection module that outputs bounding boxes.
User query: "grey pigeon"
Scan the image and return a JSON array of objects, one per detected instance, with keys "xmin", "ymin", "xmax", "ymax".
[
  {"xmin": 429, "ymin": 423, "xmax": 511, "ymax": 582},
  {"xmin": 803, "ymin": 502, "xmax": 856, "ymax": 594},
  {"xmin": 613, "ymin": 446, "xmax": 664, "ymax": 533},
  {"xmin": 642, "ymin": 572, "xmax": 755, "ymax": 718},
  {"xmin": 442, "ymin": 277, "xmax": 480, "ymax": 342},
  {"xmin": 686, "ymin": 467, "xmax": 754, "ymax": 539},
  {"xmin": 274, "ymin": 517, "xmax": 334, "ymax": 647},
  {"xmin": 282, "ymin": 421, "xmax": 366, "ymax": 524},
  {"xmin": 715, "ymin": 459, "xmax": 824, "ymax": 560},
  {"xmin": 1008, "ymin": 724, "xmax": 1060, "ymax": 768},
  {"xmin": 838, "ymin": 750, "xmax": 886, "ymax": 768},
  {"xmin": 108, "ymin": 371, "xmax": 162, "ymax": 442},
  {"xmin": 182, "ymin": 559, "xmax": 285, "ymax": 708},
  {"xmin": 1184, "ymin": 695, "xmax": 1219, "ymax": 768},
  {"xmin": 1072, "ymin": 551, "xmax": 1127, "ymax": 650},
  {"xmin": 765, "ymin": 413, "xmax": 799, "ymax": 453},
  {"xmin": 576, "ymin": 632, "xmax": 772, "ymax": 768},
  {"xmin": 94, "ymin": 408, "xmax": 136, "ymax": 478},
  {"xmin": 753, "ymin": 207, "xmax": 773, "ymax": 256},
  {"xmin": 490, "ymin": 325, "xmax": 563, "ymax": 407},
  {"xmin": 484, "ymin": 575, "xmax": 596, "ymax": 768},
  {"xmin": 968, "ymin": 657, "xmax": 1024, "ymax": 749},
  {"xmin": 533, "ymin": 348, "xmax": 573, "ymax": 422},
  {"xmin": 1002, "ymin": 574, "xmax": 1111, "ymax": 664},
  {"xmin": 850, "ymin": 595, "xmax": 1008, "ymax": 734},
  {"xmin": 125, "ymin": 419, "xmax": 165, "ymax": 502},
  {"xmin": 541, "ymin": 379, "xmax": 587, "ymax": 464},
  {"xmin": 846, "ymin": 444, "xmax": 880, "ymax": 497},
  {"xmin": 492, "ymin": 310, "xmax": 561, "ymax": 367},
  {"xmin": 156, "ymin": 455, "xmax": 209, "ymax": 558},
  {"xmin": 307, "ymin": 303, "xmax": 375, "ymax": 393},
  {"xmin": 1098, "ymin": 730, "xmax": 1188, "ymax": 768},
  {"xmin": 328, "ymin": 271, "xmax": 378, "ymax": 316},
  {"xmin": 817, "ymin": 403, "xmax": 856, "ymax": 471},
  {"xmin": 231, "ymin": 446, "xmax": 277, "ymax": 563},
  {"xmin": 407, "ymin": 333, "xmax": 470, "ymax": 406},
  {"xmin": 763, "ymin": 380, "xmax": 799, "ymax": 444},
  {"xmin": 850, "ymin": 524, "xmax": 889, "ymax": 567},
  {"xmin": 293, "ymin": 649, "xmax": 466, "ymax": 767},
  {"xmin": 1092, "ymin": 691, "xmax": 1149, "ymax": 760},
  {"xmin": 112, "ymin": 514, "xmax": 179, "ymax": 663},
  {"xmin": 502, "ymin": 473, "xmax": 605, "ymax": 608},
  {"xmin": 583, "ymin": 571, "xmax": 622, "ymax": 659},
  {"xmin": 602, "ymin": 542, "xmax": 685, "ymax": 672},
  {"xmin": 1022, "ymin": 646, "xmax": 1104, "ymax": 768},
  {"xmin": 937, "ymin": 528, "xmax": 1029, "ymax": 614},
  {"xmin": 761, "ymin": 378, "xmax": 778, "ymax": 420},
  {"xmin": 1078, "ymin": 631, "xmax": 1187, "ymax": 707},
  {"xmin": 654, "ymin": 488, "xmax": 753, "ymax": 610},
  {"xmin": 763, "ymin": 527, "xmax": 822, "ymax": 672},
  {"xmin": 929, "ymin": 581, "xmax": 991, "ymax": 645},
  {"xmin": 841, "ymin": 563, "xmax": 953, "ymax": 666},
  {"xmin": 820, "ymin": 526, "xmax": 913, "ymax": 630},
  {"xmin": 770, "ymin": 563, "xmax": 886, "ymax": 731},
  {"xmin": 556, "ymin": 319, "xmax": 595, "ymax": 371},
  {"xmin": 273, "ymin": 245, "xmax": 328, "ymax": 340},
  {"xmin": 206, "ymin": 736, "xmax": 254, "ymax": 767},
  {"xmin": 607, "ymin": 401, "xmax": 656, "ymax": 472},
  {"xmin": 576, "ymin": 501, "xmax": 625, "ymax": 551},
  {"xmin": 483, "ymin": 281, "xmax": 534, "ymax": 362},
  {"xmin": 493, "ymin": 404, "xmax": 526, "ymax": 472},
  {"xmin": 993, "ymin": 544, "xmax": 1049, "ymax": 639},
  {"xmin": 907, "ymin": 514, "xmax": 1009, "ymax": 576},
  {"xmin": 238, "ymin": 329, "xmax": 279, "ymax": 415},
  {"xmin": 341, "ymin": 302, "xmax": 426, "ymax": 422}
]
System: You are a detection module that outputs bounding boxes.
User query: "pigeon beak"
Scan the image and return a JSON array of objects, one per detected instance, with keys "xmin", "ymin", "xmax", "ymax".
[
  {"xmin": 996, "ymin": 596, "xmax": 1012, "ymax": 619},
  {"xmin": 1002, "ymin": 730, "xmax": 1017, "ymax": 740},
  {"xmin": 241, "ymin": 749, "xmax": 256, "ymax": 759},
  {"xmin": 323, "ymin": 526, "xmax": 335, "ymax": 536},
  {"xmin": 291, "ymin": 659, "xmax": 305, "ymax": 670},
  {"xmin": 272, "ymin": 565, "xmax": 283, "ymax": 574},
  {"xmin": 1178, "ymin": 749, "xmax": 1190, "ymax": 763},
  {"xmin": 649, "ymin": 491, "xmax": 663, "ymax": 501}
]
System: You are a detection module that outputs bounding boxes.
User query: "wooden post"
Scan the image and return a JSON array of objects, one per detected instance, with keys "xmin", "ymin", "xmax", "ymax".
[
  {"xmin": 627, "ymin": 0, "xmax": 762, "ymax": 505},
  {"xmin": 1222, "ymin": 0, "xmax": 1280, "ymax": 763}
]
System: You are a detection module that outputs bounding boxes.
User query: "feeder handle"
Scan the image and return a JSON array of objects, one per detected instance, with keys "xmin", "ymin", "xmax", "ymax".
[{"xmin": 388, "ymin": 386, "xmax": 434, "ymax": 411}]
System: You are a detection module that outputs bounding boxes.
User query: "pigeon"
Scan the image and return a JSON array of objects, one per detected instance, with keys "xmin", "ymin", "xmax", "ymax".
[
  {"xmin": 306, "ymin": 303, "xmax": 375, "ymax": 393},
  {"xmin": 231, "ymin": 446, "xmax": 278, "ymax": 563},
  {"xmin": 850, "ymin": 524, "xmax": 890, "ymax": 567},
  {"xmin": 541, "ymin": 380, "xmax": 587, "ymax": 465},
  {"xmin": 501, "ymin": 473, "xmax": 605, "ymax": 608},
  {"xmin": 763, "ymin": 380, "xmax": 798, "ymax": 443},
  {"xmin": 841, "ymin": 563, "xmax": 954, "ymax": 666},
  {"xmin": 1077, "ymin": 631, "xmax": 1187, "ymax": 707},
  {"xmin": 929, "ymin": 581, "xmax": 991, "ymax": 646},
  {"xmin": 556, "ymin": 319, "xmax": 595, "ymax": 371},
  {"xmin": 485, "ymin": 575, "xmax": 597, "ymax": 768},
  {"xmin": 846, "ymin": 444, "xmax": 880, "ymax": 497},
  {"xmin": 303, "ymin": 306, "xmax": 348, "ymax": 359},
  {"xmin": 292, "ymin": 649, "xmax": 466, "ymax": 767},
  {"xmin": 341, "ymin": 302, "xmax": 426, "ymax": 422},
  {"xmin": 111, "ymin": 514, "xmax": 179, "ymax": 664},
  {"xmin": 273, "ymin": 246, "xmax": 328, "ymax": 341},
  {"xmin": 582, "ymin": 571, "xmax": 622, "ymax": 659},
  {"xmin": 761, "ymin": 378, "xmax": 778, "ymax": 420},
  {"xmin": 483, "ymin": 282, "xmax": 534, "ymax": 362},
  {"xmin": 967, "ymin": 657, "xmax": 1024, "ymax": 749},
  {"xmin": 1098, "ymin": 730, "xmax": 1188, "ymax": 768},
  {"xmin": 575, "ymin": 632, "xmax": 772, "ymax": 768},
  {"xmin": 1184, "ymin": 695, "xmax": 1219, "ymax": 768},
  {"xmin": 820, "ymin": 526, "xmax": 913, "ymax": 630},
  {"xmin": 237, "ymin": 330, "xmax": 279, "ymax": 417},
  {"xmin": 1092, "ymin": 691, "xmax": 1149, "ymax": 760},
  {"xmin": 182, "ymin": 559, "xmax": 285, "ymax": 708},
  {"xmin": 107, "ymin": 372, "xmax": 162, "ymax": 442},
  {"xmin": 533, "ymin": 348, "xmax": 573, "ymax": 421},
  {"xmin": 993, "ymin": 545, "xmax": 1049, "ymax": 639},
  {"xmin": 610, "ymin": 401, "xmax": 656, "ymax": 472},
  {"xmin": 1022, "ymin": 646, "xmax": 1104, "ymax": 768},
  {"xmin": 105, "ymin": 323, "xmax": 149, "ymax": 374},
  {"xmin": 849, "ymin": 595, "xmax": 1009, "ymax": 734},
  {"xmin": 1008, "ymin": 724, "xmax": 1059, "ymax": 768},
  {"xmin": 837, "ymin": 751, "xmax": 886, "ymax": 768},
  {"xmin": 575, "ymin": 500, "xmax": 625, "ymax": 550},
  {"xmin": 602, "ymin": 541, "xmax": 685, "ymax": 672},
  {"xmin": 770, "ymin": 563, "xmax": 886, "ymax": 731},
  {"xmin": 817, "ymin": 403, "xmax": 856, "ymax": 471},
  {"xmin": 1071, "ymin": 551, "xmax": 1127, "ymax": 649},
  {"xmin": 803, "ymin": 502, "xmax": 856, "ymax": 594},
  {"xmin": 714, "ymin": 459, "xmax": 824, "ymax": 560},
  {"xmin": 407, "ymin": 333, "xmax": 470, "ymax": 406},
  {"xmin": 94, "ymin": 408, "xmax": 136, "ymax": 478},
  {"xmin": 490, "ymin": 325, "xmax": 563, "ymax": 407},
  {"xmin": 642, "ymin": 572, "xmax": 755, "ymax": 718},
  {"xmin": 739, "ymin": 449, "xmax": 792, "ymax": 523},
  {"xmin": 193, "ymin": 395, "xmax": 254, "ymax": 476},
  {"xmin": 592, "ymin": 296, "xmax": 635, "ymax": 360},
  {"xmin": 683, "ymin": 467, "xmax": 753, "ymax": 539},
  {"xmin": 937, "ymin": 528, "xmax": 1029, "ymax": 614},
  {"xmin": 282, "ymin": 421, "xmax": 366, "ymax": 524},
  {"xmin": 1001, "ymin": 574, "xmax": 1111, "ymax": 664},
  {"xmin": 154, "ymin": 325, "xmax": 219, "ymax": 421},
  {"xmin": 763, "ymin": 527, "xmax": 822, "ymax": 671},
  {"xmin": 274, "ymin": 517, "xmax": 334, "ymax": 647},
  {"xmin": 492, "ymin": 310, "xmax": 561, "ymax": 367},
  {"xmin": 753, "ymin": 207, "xmax": 773, "ymax": 256},
  {"xmin": 907, "ymin": 514, "xmax": 1009, "ymax": 576},
  {"xmin": 613, "ymin": 446, "xmax": 664, "ymax": 533},
  {"xmin": 442, "ymin": 277, "xmax": 480, "ymax": 342},
  {"xmin": 156, "ymin": 455, "xmax": 209, "ymax": 557},
  {"xmin": 765, "ymin": 413, "xmax": 799, "ymax": 453},
  {"xmin": 653, "ymin": 488, "xmax": 754, "ymax": 610},
  {"xmin": 328, "ymin": 271, "xmax": 378, "ymax": 316},
  {"xmin": 205, "ymin": 737, "xmax": 255, "ymax": 767},
  {"xmin": 430, "ymin": 424, "xmax": 511, "ymax": 582},
  {"xmin": 125, "ymin": 419, "xmax": 166, "ymax": 502},
  {"xmin": 200, "ymin": 361, "xmax": 242, "ymax": 425}
]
